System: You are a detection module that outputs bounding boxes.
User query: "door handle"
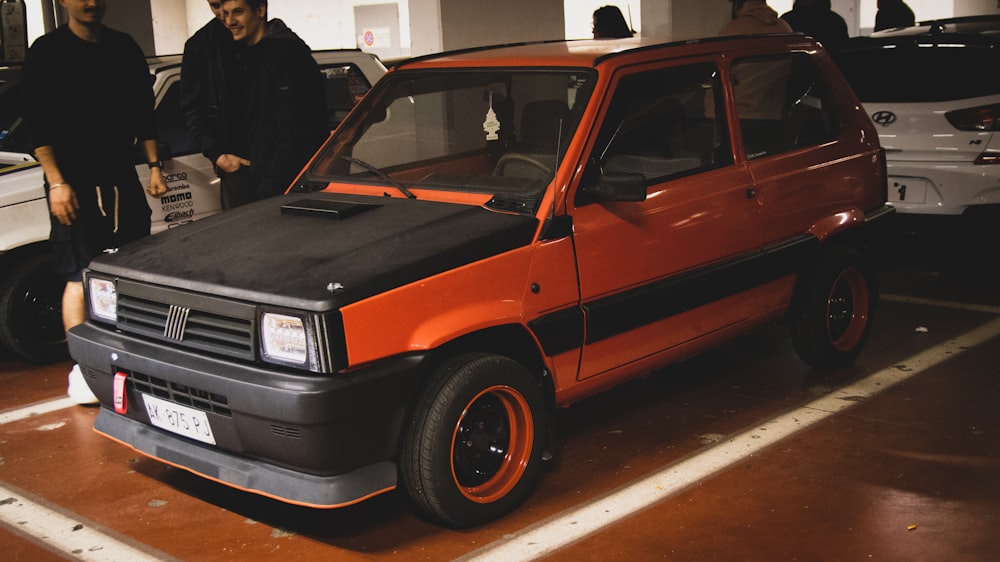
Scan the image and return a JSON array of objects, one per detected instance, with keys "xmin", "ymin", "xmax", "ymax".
[{"xmin": 746, "ymin": 187, "xmax": 756, "ymax": 199}]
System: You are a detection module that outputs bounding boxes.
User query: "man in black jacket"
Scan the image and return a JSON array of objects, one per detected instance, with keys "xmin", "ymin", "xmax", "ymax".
[
  {"xmin": 181, "ymin": 0, "xmax": 251, "ymax": 208},
  {"xmin": 874, "ymin": 0, "xmax": 916, "ymax": 31},
  {"xmin": 221, "ymin": 0, "xmax": 328, "ymax": 204},
  {"xmin": 781, "ymin": 0, "xmax": 849, "ymax": 53}
]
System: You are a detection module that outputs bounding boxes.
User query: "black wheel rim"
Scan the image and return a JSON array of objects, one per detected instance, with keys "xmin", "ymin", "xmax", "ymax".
[{"xmin": 9, "ymin": 270, "xmax": 65, "ymax": 351}]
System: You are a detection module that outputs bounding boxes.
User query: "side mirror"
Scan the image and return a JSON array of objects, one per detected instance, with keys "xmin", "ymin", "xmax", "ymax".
[{"xmin": 588, "ymin": 172, "xmax": 647, "ymax": 202}]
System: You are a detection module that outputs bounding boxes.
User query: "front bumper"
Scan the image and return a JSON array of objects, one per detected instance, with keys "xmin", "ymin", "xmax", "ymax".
[{"xmin": 69, "ymin": 322, "xmax": 427, "ymax": 507}]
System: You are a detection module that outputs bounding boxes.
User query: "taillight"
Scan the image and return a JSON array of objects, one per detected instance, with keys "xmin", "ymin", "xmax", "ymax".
[
  {"xmin": 975, "ymin": 150, "xmax": 1000, "ymax": 165},
  {"xmin": 945, "ymin": 103, "xmax": 1000, "ymax": 131}
]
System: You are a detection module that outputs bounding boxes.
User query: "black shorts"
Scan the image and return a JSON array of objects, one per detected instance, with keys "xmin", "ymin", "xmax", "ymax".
[{"xmin": 50, "ymin": 179, "xmax": 152, "ymax": 282}]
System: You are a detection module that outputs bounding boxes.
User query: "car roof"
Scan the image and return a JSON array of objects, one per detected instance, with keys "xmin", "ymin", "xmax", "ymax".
[
  {"xmin": 841, "ymin": 29, "xmax": 1000, "ymax": 52},
  {"xmin": 396, "ymin": 34, "xmax": 820, "ymax": 70},
  {"xmin": 869, "ymin": 14, "xmax": 1000, "ymax": 37}
]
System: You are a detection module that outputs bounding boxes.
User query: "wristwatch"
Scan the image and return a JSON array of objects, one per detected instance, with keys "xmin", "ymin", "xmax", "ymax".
[{"xmin": 147, "ymin": 160, "xmax": 163, "ymax": 169}]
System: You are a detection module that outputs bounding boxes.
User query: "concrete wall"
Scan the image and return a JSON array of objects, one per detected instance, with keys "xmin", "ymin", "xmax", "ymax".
[
  {"xmin": 22, "ymin": 0, "xmax": 1000, "ymax": 57},
  {"xmin": 101, "ymin": 0, "xmax": 154, "ymax": 54},
  {"xmin": 438, "ymin": 0, "xmax": 564, "ymax": 51}
]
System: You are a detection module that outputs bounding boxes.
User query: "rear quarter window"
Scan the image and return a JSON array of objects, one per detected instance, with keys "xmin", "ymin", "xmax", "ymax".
[
  {"xmin": 836, "ymin": 42, "xmax": 1000, "ymax": 103},
  {"xmin": 731, "ymin": 52, "xmax": 840, "ymax": 160},
  {"xmin": 320, "ymin": 64, "xmax": 372, "ymax": 129}
]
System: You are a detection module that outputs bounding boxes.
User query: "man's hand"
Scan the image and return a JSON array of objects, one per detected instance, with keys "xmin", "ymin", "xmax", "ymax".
[
  {"xmin": 216, "ymin": 153, "xmax": 251, "ymax": 174},
  {"xmin": 146, "ymin": 167, "xmax": 168, "ymax": 197},
  {"xmin": 49, "ymin": 183, "xmax": 79, "ymax": 225}
]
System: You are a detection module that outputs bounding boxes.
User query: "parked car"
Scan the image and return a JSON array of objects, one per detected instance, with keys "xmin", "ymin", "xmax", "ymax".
[
  {"xmin": 870, "ymin": 14, "xmax": 1000, "ymax": 37},
  {"xmin": 68, "ymin": 35, "xmax": 891, "ymax": 527},
  {"xmin": 0, "ymin": 49, "xmax": 385, "ymax": 363},
  {"xmin": 835, "ymin": 27, "xmax": 1000, "ymax": 217}
]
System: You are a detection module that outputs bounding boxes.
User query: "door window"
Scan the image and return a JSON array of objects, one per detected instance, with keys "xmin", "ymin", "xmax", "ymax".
[
  {"xmin": 731, "ymin": 53, "xmax": 839, "ymax": 160},
  {"xmin": 580, "ymin": 62, "xmax": 732, "ymax": 205}
]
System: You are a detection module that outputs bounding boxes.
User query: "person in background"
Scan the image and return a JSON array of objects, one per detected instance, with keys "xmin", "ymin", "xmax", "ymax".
[
  {"xmin": 874, "ymin": 0, "xmax": 916, "ymax": 31},
  {"xmin": 781, "ymin": 0, "xmax": 849, "ymax": 52},
  {"xmin": 21, "ymin": 0, "xmax": 167, "ymax": 404},
  {"xmin": 593, "ymin": 5, "xmax": 634, "ymax": 38},
  {"xmin": 220, "ymin": 0, "xmax": 328, "ymax": 204},
  {"xmin": 720, "ymin": 0, "xmax": 794, "ymax": 35},
  {"xmin": 181, "ymin": 0, "xmax": 249, "ymax": 209}
]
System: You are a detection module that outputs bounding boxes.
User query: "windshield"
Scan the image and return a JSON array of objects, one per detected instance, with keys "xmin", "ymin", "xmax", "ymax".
[{"xmin": 308, "ymin": 68, "xmax": 596, "ymax": 213}]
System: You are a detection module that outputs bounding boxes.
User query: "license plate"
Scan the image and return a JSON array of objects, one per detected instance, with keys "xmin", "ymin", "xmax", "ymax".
[
  {"xmin": 888, "ymin": 177, "xmax": 928, "ymax": 204},
  {"xmin": 142, "ymin": 394, "xmax": 217, "ymax": 445}
]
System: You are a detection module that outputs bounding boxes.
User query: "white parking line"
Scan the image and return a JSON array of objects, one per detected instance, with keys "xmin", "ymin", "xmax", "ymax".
[
  {"xmin": 0, "ymin": 397, "xmax": 79, "ymax": 426},
  {"xmin": 881, "ymin": 293, "xmax": 1000, "ymax": 315},
  {"xmin": 0, "ymin": 483, "xmax": 174, "ymax": 562},
  {"xmin": 460, "ymin": 316, "xmax": 1000, "ymax": 562},
  {"xmin": 0, "ymin": 294, "xmax": 996, "ymax": 559}
]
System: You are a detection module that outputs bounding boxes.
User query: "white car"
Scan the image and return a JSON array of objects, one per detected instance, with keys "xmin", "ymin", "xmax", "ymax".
[
  {"xmin": 0, "ymin": 50, "xmax": 385, "ymax": 363},
  {"xmin": 836, "ymin": 26, "xmax": 1000, "ymax": 217}
]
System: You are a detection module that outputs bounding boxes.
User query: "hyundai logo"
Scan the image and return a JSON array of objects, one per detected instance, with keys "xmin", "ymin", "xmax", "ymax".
[{"xmin": 872, "ymin": 111, "xmax": 897, "ymax": 127}]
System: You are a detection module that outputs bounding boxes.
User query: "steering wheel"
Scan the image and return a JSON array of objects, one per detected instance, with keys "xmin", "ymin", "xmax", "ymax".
[{"xmin": 493, "ymin": 153, "xmax": 551, "ymax": 177}]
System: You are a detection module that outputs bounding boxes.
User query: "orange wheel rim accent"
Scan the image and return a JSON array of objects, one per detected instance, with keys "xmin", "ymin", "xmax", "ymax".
[
  {"xmin": 450, "ymin": 385, "xmax": 534, "ymax": 504},
  {"xmin": 827, "ymin": 267, "xmax": 869, "ymax": 352}
]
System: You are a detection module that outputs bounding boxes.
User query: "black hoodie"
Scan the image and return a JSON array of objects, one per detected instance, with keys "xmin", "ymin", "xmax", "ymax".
[{"xmin": 242, "ymin": 19, "xmax": 329, "ymax": 199}]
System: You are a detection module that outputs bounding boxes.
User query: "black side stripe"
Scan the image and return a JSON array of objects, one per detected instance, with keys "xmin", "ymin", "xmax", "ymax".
[{"xmin": 529, "ymin": 235, "xmax": 819, "ymax": 356}]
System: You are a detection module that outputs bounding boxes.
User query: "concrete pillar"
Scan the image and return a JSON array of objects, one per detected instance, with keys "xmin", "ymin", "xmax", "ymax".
[
  {"xmin": 641, "ymin": 0, "xmax": 733, "ymax": 41},
  {"xmin": 103, "ymin": 0, "xmax": 155, "ymax": 55},
  {"xmin": 410, "ymin": 0, "xmax": 564, "ymax": 56}
]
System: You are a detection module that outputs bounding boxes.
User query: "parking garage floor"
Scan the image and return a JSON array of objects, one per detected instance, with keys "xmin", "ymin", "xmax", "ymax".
[{"xmin": 1, "ymin": 217, "xmax": 998, "ymax": 561}]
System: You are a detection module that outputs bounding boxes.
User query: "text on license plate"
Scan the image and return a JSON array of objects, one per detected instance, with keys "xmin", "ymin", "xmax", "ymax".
[{"xmin": 142, "ymin": 394, "xmax": 216, "ymax": 445}]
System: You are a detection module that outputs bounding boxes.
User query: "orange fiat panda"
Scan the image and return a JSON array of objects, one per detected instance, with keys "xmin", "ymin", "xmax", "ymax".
[{"xmin": 69, "ymin": 35, "xmax": 891, "ymax": 528}]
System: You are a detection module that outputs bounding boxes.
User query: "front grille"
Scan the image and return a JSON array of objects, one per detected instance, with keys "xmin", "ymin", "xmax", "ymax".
[
  {"xmin": 113, "ymin": 279, "xmax": 257, "ymax": 362},
  {"xmin": 129, "ymin": 372, "xmax": 231, "ymax": 417}
]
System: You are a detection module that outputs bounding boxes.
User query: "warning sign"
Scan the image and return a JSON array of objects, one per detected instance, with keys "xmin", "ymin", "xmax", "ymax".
[{"xmin": 358, "ymin": 27, "xmax": 392, "ymax": 49}]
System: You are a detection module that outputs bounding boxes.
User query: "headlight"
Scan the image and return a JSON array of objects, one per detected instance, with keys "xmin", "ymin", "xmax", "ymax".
[
  {"xmin": 261, "ymin": 312, "xmax": 308, "ymax": 365},
  {"xmin": 88, "ymin": 277, "xmax": 118, "ymax": 322}
]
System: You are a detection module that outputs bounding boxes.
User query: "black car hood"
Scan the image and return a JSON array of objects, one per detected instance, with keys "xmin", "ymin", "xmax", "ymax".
[{"xmin": 89, "ymin": 193, "xmax": 539, "ymax": 310}]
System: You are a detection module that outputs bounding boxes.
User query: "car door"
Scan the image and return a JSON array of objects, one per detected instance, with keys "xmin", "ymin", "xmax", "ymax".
[
  {"xmin": 733, "ymin": 51, "xmax": 873, "ymax": 265},
  {"xmin": 569, "ymin": 60, "xmax": 762, "ymax": 381},
  {"xmin": 138, "ymin": 70, "xmax": 221, "ymax": 234}
]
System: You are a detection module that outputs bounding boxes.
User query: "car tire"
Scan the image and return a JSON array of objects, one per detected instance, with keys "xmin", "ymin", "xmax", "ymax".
[
  {"xmin": 789, "ymin": 246, "xmax": 875, "ymax": 370},
  {"xmin": 400, "ymin": 352, "xmax": 547, "ymax": 528},
  {"xmin": 0, "ymin": 254, "xmax": 69, "ymax": 363}
]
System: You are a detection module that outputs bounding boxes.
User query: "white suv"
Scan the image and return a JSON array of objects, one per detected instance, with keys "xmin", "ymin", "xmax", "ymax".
[
  {"xmin": 836, "ymin": 25, "xmax": 1000, "ymax": 217},
  {"xmin": 0, "ymin": 50, "xmax": 385, "ymax": 363}
]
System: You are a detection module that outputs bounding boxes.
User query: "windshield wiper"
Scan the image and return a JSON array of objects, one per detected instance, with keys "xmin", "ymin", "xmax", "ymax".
[{"xmin": 341, "ymin": 156, "xmax": 416, "ymax": 199}]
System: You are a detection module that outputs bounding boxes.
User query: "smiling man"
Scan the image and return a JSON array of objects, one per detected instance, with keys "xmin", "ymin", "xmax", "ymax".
[
  {"xmin": 218, "ymin": 0, "xmax": 328, "ymax": 205},
  {"xmin": 181, "ymin": 0, "xmax": 246, "ymax": 209}
]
